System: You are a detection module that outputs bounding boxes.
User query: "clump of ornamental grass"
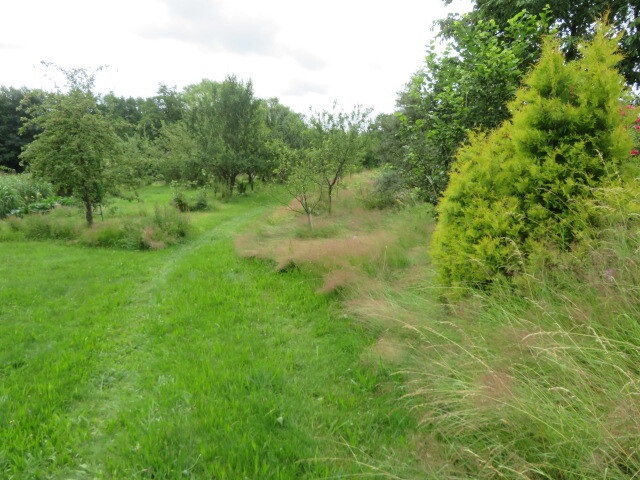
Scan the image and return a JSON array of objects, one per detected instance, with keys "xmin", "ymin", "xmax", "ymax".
[
  {"xmin": 236, "ymin": 172, "xmax": 434, "ymax": 292},
  {"xmin": 339, "ymin": 172, "xmax": 640, "ymax": 478}
]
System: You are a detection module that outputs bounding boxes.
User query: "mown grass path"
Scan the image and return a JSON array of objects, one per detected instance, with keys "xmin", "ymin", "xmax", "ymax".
[{"xmin": 0, "ymin": 192, "xmax": 417, "ymax": 479}]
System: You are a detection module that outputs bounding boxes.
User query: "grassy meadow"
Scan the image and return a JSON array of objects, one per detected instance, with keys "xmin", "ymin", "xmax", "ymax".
[
  {"xmin": 2, "ymin": 175, "xmax": 640, "ymax": 479},
  {"xmin": 0, "ymin": 185, "xmax": 424, "ymax": 479}
]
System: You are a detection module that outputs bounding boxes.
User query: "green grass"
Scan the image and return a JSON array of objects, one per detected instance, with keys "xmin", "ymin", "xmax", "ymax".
[
  {"xmin": 6, "ymin": 179, "xmax": 636, "ymax": 479},
  {"xmin": 0, "ymin": 185, "xmax": 421, "ymax": 479}
]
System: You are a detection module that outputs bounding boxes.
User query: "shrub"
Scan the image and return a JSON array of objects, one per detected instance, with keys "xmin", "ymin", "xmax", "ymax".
[
  {"xmin": 152, "ymin": 205, "xmax": 190, "ymax": 238},
  {"xmin": 7, "ymin": 214, "xmax": 83, "ymax": 240},
  {"xmin": 9, "ymin": 196, "xmax": 75, "ymax": 217},
  {"xmin": 80, "ymin": 221, "xmax": 128, "ymax": 248},
  {"xmin": 1, "ymin": 201, "xmax": 190, "ymax": 250},
  {"xmin": 79, "ymin": 210, "xmax": 190, "ymax": 250},
  {"xmin": 171, "ymin": 187, "xmax": 189, "ymax": 212},
  {"xmin": 431, "ymin": 26, "xmax": 635, "ymax": 287},
  {"xmin": 362, "ymin": 168, "xmax": 412, "ymax": 210},
  {"xmin": 190, "ymin": 189, "xmax": 209, "ymax": 211},
  {"xmin": 0, "ymin": 174, "xmax": 54, "ymax": 218}
]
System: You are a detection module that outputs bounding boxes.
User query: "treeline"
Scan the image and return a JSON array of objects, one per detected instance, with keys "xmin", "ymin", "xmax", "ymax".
[
  {"xmin": 0, "ymin": 83, "xmax": 184, "ymax": 173},
  {"xmin": 0, "ymin": 77, "xmax": 379, "ymax": 191},
  {"xmin": 2, "ymin": 67, "xmax": 377, "ymax": 225}
]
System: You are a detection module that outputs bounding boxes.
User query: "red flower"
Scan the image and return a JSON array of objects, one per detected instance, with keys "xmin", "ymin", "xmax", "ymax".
[
  {"xmin": 634, "ymin": 125, "xmax": 640, "ymax": 130},
  {"xmin": 632, "ymin": 150, "xmax": 640, "ymax": 156}
]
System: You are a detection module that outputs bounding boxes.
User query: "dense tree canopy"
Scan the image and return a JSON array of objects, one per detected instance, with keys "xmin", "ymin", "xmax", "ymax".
[{"xmin": 174, "ymin": 76, "xmax": 265, "ymax": 194}]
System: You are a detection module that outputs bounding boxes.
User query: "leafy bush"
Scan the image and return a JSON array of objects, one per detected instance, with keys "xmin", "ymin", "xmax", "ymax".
[
  {"xmin": 191, "ymin": 191, "xmax": 207, "ymax": 211},
  {"xmin": 0, "ymin": 174, "xmax": 54, "ymax": 217},
  {"xmin": 171, "ymin": 190, "xmax": 189, "ymax": 212},
  {"xmin": 171, "ymin": 183, "xmax": 213, "ymax": 212},
  {"xmin": 362, "ymin": 168, "xmax": 413, "ymax": 209},
  {"xmin": 8, "ymin": 196, "xmax": 75, "ymax": 217},
  {"xmin": 432, "ymin": 27, "xmax": 635, "ymax": 287},
  {"xmin": 397, "ymin": 11, "xmax": 548, "ymax": 203},
  {"xmin": 152, "ymin": 205, "xmax": 190, "ymax": 239}
]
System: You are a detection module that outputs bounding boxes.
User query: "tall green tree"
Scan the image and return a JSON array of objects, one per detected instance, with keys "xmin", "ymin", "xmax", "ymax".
[
  {"xmin": 259, "ymin": 98, "xmax": 309, "ymax": 184},
  {"xmin": 444, "ymin": 0, "xmax": 640, "ymax": 87},
  {"xmin": 397, "ymin": 10, "xmax": 548, "ymax": 203},
  {"xmin": 363, "ymin": 113, "xmax": 403, "ymax": 168},
  {"xmin": 99, "ymin": 93, "xmax": 143, "ymax": 137},
  {"xmin": 20, "ymin": 67, "xmax": 127, "ymax": 226},
  {"xmin": 138, "ymin": 84, "xmax": 184, "ymax": 140},
  {"xmin": 181, "ymin": 76, "xmax": 264, "ymax": 195}
]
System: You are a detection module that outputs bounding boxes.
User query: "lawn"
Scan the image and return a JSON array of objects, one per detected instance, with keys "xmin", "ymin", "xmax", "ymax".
[{"xmin": 0, "ymin": 186, "xmax": 420, "ymax": 479}]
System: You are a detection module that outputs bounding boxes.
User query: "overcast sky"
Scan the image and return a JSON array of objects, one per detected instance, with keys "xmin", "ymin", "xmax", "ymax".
[{"xmin": 0, "ymin": 0, "xmax": 471, "ymax": 114}]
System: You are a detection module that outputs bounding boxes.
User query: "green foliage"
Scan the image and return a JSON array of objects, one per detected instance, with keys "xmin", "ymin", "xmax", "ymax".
[
  {"xmin": 0, "ymin": 87, "xmax": 43, "ymax": 172},
  {"xmin": 19, "ymin": 65, "xmax": 132, "ymax": 226},
  {"xmin": 362, "ymin": 168, "xmax": 414, "ymax": 210},
  {"xmin": 155, "ymin": 120, "xmax": 203, "ymax": 184},
  {"xmin": 363, "ymin": 113, "xmax": 403, "ymax": 168},
  {"xmin": 452, "ymin": 0, "xmax": 640, "ymax": 87},
  {"xmin": 191, "ymin": 188, "xmax": 211, "ymax": 211},
  {"xmin": 180, "ymin": 76, "xmax": 265, "ymax": 195},
  {"xmin": 432, "ymin": 27, "xmax": 635, "ymax": 287},
  {"xmin": 276, "ymin": 148, "xmax": 324, "ymax": 228},
  {"xmin": 397, "ymin": 10, "xmax": 548, "ymax": 203},
  {"xmin": 8, "ymin": 196, "xmax": 75, "ymax": 217},
  {"xmin": 78, "ymin": 209, "xmax": 189, "ymax": 251},
  {"xmin": 0, "ymin": 174, "xmax": 54, "ymax": 218},
  {"xmin": 170, "ymin": 182, "xmax": 213, "ymax": 212},
  {"xmin": 170, "ymin": 182, "xmax": 190, "ymax": 212},
  {"xmin": 133, "ymin": 84, "xmax": 184, "ymax": 140},
  {"xmin": 1, "ymin": 184, "xmax": 191, "ymax": 250},
  {"xmin": 308, "ymin": 104, "xmax": 371, "ymax": 212},
  {"xmin": 151, "ymin": 204, "xmax": 190, "ymax": 239},
  {"xmin": 121, "ymin": 134, "xmax": 162, "ymax": 182},
  {"xmin": 3, "ymin": 203, "xmax": 190, "ymax": 250}
]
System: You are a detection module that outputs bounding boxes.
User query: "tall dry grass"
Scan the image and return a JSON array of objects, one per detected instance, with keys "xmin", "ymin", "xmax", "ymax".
[{"xmin": 236, "ymin": 172, "xmax": 640, "ymax": 478}]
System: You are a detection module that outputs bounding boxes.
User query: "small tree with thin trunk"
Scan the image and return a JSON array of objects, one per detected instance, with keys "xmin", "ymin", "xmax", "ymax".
[
  {"xmin": 308, "ymin": 104, "xmax": 370, "ymax": 213},
  {"xmin": 20, "ymin": 65, "xmax": 126, "ymax": 226},
  {"xmin": 277, "ymin": 148, "xmax": 323, "ymax": 229}
]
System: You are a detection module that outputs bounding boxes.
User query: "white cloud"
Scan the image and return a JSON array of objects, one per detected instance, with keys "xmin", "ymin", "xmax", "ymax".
[
  {"xmin": 0, "ymin": 0, "xmax": 472, "ymax": 114},
  {"xmin": 283, "ymin": 79, "xmax": 328, "ymax": 97},
  {"xmin": 142, "ymin": 0, "xmax": 280, "ymax": 55}
]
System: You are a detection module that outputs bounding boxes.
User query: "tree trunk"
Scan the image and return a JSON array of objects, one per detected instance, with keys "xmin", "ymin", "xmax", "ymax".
[
  {"xmin": 249, "ymin": 173, "xmax": 254, "ymax": 191},
  {"xmin": 306, "ymin": 211, "xmax": 313, "ymax": 229},
  {"xmin": 228, "ymin": 175, "xmax": 236, "ymax": 197},
  {"xmin": 84, "ymin": 198, "xmax": 94, "ymax": 227},
  {"xmin": 327, "ymin": 184, "xmax": 333, "ymax": 214}
]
